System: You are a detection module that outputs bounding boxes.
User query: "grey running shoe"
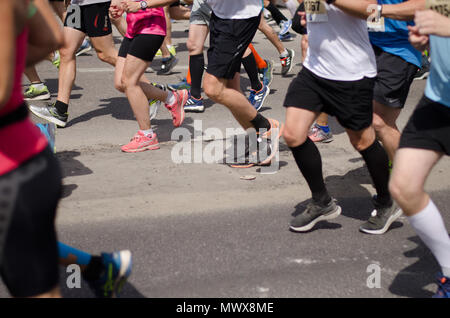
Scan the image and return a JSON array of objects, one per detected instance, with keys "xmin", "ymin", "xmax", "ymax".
[
  {"xmin": 359, "ymin": 199, "xmax": 403, "ymax": 235},
  {"xmin": 280, "ymin": 49, "xmax": 294, "ymax": 76},
  {"xmin": 29, "ymin": 103, "xmax": 68, "ymax": 127},
  {"xmin": 157, "ymin": 54, "xmax": 178, "ymax": 75},
  {"xmin": 290, "ymin": 199, "xmax": 341, "ymax": 232},
  {"xmin": 308, "ymin": 124, "xmax": 333, "ymax": 143}
]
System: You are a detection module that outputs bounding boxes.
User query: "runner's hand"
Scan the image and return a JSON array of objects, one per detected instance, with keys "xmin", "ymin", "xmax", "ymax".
[
  {"xmin": 408, "ymin": 25, "xmax": 429, "ymax": 51},
  {"xmin": 123, "ymin": 0, "xmax": 141, "ymax": 13}
]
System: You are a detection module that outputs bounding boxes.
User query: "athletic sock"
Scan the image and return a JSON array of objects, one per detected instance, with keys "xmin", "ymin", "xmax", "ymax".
[
  {"xmin": 280, "ymin": 49, "xmax": 289, "ymax": 58},
  {"xmin": 242, "ymin": 53, "xmax": 263, "ymax": 91},
  {"xmin": 359, "ymin": 141, "xmax": 392, "ymax": 207},
  {"xmin": 140, "ymin": 128, "xmax": 154, "ymax": 137},
  {"xmin": 285, "ymin": 0, "xmax": 298, "ymax": 18},
  {"xmin": 165, "ymin": 91, "xmax": 176, "ymax": 105},
  {"xmin": 317, "ymin": 124, "xmax": 330, "ymax": 134},
  {"xmin": 82, "ymin": 256, "xmax": 105, "ymax": 281},
  {"xmin": 54, "ymin": 100, "xmax": 68, "ymax": 114},
  {"xmin": 266, "ymin": 2, "xmax": 288, "ymax": 25},
  {"xmin": 31, "ymin": 82, "xmax": 45, "ymax": 90},
  {"xmin": 290, "ymin": 138, "xmax": 331, "ymax": 206},
  {"xmin": 408, "ymin": 199, "xmax": 450, "ymax": 277},
  {"xmin": 189, "ymin": 53, "xmax": 205, "ymax": 99},
  {"xmin": 249, "ymin": 44, "xmax": 268, "ymax": 69},
  {"xmin": 250, "ymin": 113, "xmax": 271, "ymax": 132}
]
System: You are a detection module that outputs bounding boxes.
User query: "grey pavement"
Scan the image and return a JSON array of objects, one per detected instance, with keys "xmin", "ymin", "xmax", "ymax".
[{"xmin": 1, "ymin": 14, "xmax": 449, "ymax": 298}]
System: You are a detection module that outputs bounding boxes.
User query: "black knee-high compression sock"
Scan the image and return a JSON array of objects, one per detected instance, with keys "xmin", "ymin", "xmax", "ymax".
[
  {"xmin": 359, "ymin": 141, "xmax": 392, "ymax": 207},
  {"xmin": 242, "ymin": 53, "xmax": 263, "ymax": 91},
  {"xmin": 250, "ymin": 113, "xmax": 271, "ymax": 132},
  {"xmin": 189, "ymin": 53, "xmax": 205, "ymax": 99},
  {"xmin": 290, "ymin": 138, "xmax": 331, "ymax": 205},
  {"xmin": 266, "ymin": 2, "xmax": 288, "ymax": 25}
]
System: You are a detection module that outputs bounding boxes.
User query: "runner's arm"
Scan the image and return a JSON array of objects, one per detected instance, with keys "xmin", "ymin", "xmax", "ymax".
[
  {"xmin": 380, "ymin": 0, "xmax": 425, "ymax": 21},
  {"xmin": 26, "ymin": 0, "xmax": 63, "ymax": 67},
  {"xmin": 331, "ymin": 0, "xmax": 377, "ymax": 20},
  {"xmin": 414, "ymin": 9, "xmax": 450, "ymax": 37},
  {"xmin": 0, "ymin": 0, "xmax": 14, "ymax": 107}
]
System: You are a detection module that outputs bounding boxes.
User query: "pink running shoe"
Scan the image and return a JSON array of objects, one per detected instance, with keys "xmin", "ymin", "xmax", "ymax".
[
  {"xmin": 165, "ymin": 89, "xmax": 188, "ymax": 127},
  {"xmin": 121, "ymin": 131, "xmax": 160, "ymax": 153}
]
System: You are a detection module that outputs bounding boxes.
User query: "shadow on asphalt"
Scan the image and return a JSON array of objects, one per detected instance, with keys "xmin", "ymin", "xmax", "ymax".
[
  {"xmin": 389, "ymin": 236, "xmax": 438, "ymax": 298},
  {"xmin": 57, "ymin": 151, "xmax": 93, "ymax": 178}
]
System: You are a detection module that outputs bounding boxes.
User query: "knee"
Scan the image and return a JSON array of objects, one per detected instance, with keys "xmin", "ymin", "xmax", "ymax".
[
  {"xmin": 96, "ymin": 50, "xmax": 116, "ymax": 65},
  {"xmin": 187, "ymin": 40, "xmax": 201, "ymax": 55},
  {"xmin": 115, "ymin": 79, "xmax": 125, "ymax": 93},
  {"xmin": 372, "ymin": 113, "xmax": 386, "ymax": 133},
  {"xmin": 389, "ymin": 176, "xmax": 418, "ymax": 207},
  {"xmin": 283, "ymin": 126, "xmax": 307, "ymax": 148},
  {"xmin": 348, "ymin": 129, "xmax": 376, "ymax": 152}
]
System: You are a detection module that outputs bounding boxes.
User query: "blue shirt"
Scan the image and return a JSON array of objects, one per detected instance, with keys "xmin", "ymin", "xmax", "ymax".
[
  {"xmin": 369, "ymin": 0, "xmax": 422, "ymax": 67},
  {"xmin": 425, "ymin": 36, "xmax": 450, "ymax": 108}
]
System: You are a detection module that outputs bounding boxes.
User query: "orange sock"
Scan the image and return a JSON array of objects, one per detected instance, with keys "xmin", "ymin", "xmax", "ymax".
[
  {"xmin": 249, "ymin": 44, "xmax": 267, "ymax": 69},
  {"xmin": 186, "ymin": 57, "xmax": 192, "ymax": 85}
]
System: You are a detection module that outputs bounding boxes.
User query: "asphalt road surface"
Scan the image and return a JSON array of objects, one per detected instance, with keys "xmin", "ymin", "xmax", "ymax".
[{"xmin": 1, "ymin": 13, "xmax": 449, "ymax": 298}]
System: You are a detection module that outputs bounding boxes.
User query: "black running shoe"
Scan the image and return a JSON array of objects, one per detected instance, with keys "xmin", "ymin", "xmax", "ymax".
[
  {"xmin": 157, "ymin": 54, "xmax": 178, "ymax": 75},
  {"xmin": 290, "ymin": 199, "xmax": 341, "ymax": 232}
]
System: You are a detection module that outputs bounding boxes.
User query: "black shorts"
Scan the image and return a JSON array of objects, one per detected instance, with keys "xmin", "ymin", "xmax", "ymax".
[
  {"xmin": 284, "ymin": 67, "xmax": 375, "ymax": 131},
  {"xmin": 0, "ymin": 147, "xmax": 62, "ymax": 297},
  {"xmin": 118, "ymin": 34, "xmax": 165, "ymax": 62},
  {"xmin": 373, "ymin": 45, "xmax": 419, "ymax": 109},
  {"xmin": 207, "ymin": 12, "xmax": 261, "ymax": 80},
  {"xmin": 399, "ymin": 96, "xmax": 450, "ymax": 155},
  {"xmin": 64, "ymin": 2, "xmax": 112, "ymax": 37}
]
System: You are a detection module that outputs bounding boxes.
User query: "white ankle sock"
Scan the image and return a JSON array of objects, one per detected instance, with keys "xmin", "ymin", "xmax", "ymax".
[
  {"xmin": 280, "ymin": 49, "xmax": 289, "ymax": 58},
  {"xmin": 408, "ymin": 199, "xmax": 450, "ymax": 277},
  {"xmin": 31, "ymin": 82, "xmax": 45, "ymax": 90},
  {"xmin": 139, "ymin": 128, "xmax": 154, "ymax": 137},
  {"xmin": 165, "ymin": 91, "xmax": 176, "ymax": 105}
]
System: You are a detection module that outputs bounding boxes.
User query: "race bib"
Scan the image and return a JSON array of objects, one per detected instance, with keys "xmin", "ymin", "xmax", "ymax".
[
  {"xmin": 305, "ymin": 0, "xmax": 328, "ymax": 23},
  {"xmin": 426, "ymin": 0, "xmax": 450, "ymax": 17}
]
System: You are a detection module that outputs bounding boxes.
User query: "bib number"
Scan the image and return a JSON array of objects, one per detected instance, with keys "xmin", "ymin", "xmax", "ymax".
[
  {"xmin": 426, "ymin": 0, "xmax": 450, "ymax": 17},
  {"xmin": 305, "ymin": 0, "xmax": 328, "ymax": 23}
]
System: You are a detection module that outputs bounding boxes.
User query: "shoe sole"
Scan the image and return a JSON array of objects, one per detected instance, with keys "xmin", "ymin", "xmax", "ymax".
[
  {"xmin": 112, "ymin": 250, "xmax": 132, "ymax": 298},
  {"xmin": 75, "ymin": 46, "xmax": 92, "ymax": 57},
  {"xmin": 310, "ymin": 136, "xmax": 334, "ymax": 143},
  {"xmin": 290, "ymin": 205, "xmax": 342, "ymax": 232},
  {"xmin": 29, "ymin": 107, "xmax": 67, "ymax": 127},
  {"xmin": 413, "ymin": 72, "xmax": 429, "ymax": 81},
  {"xmin": 184, "ymin": 106, "xmax": 205, "ymax": 113},
  {"xmin": 175, "ymin": 90, "xmax": 188, "ymax": 127},
  {"xmin": 24, "ymin": 93, "xmax": 51, "ymax": 101},
  {"xmin": 359, "ymin": 208, "xmax": 403, "ymax": 235},
  {"xmin": 255, "ymin": 86, "xmax": 271, "ymax": 112},
  {"xmin": 266, "ymin": 60, "xmax": 274, "ymax": 86},
  {"xmin": 121, "ymin": 144, "xmax": 160, "ymax": 153}
]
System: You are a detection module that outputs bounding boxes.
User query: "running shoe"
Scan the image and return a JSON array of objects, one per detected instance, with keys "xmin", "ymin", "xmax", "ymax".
[
  {"xmin": 248, "ymin": 85, "xmax": 270, "ymax": 111},
  {"xmin": 433, "ymin": 273, "xmax": 450, "ymax": 298},
  {"xmin": 149, "ymin": 83, "xmax": 166, "ymax": 120},
  {"xmin": 290, "ymin": 199, "xmax": 342, "ymax": 232},
  {"xmin": 308, "ymin": 124, "xmax": 333, "ymax": 143},
  {"xmin": 24, "ymin": 84, "xmax": 51, "ymax": 101},
  {"xmin": 413, "ymin": 67, "xmax": 430, "ymax": 81},
  {"xmin": 155, "ymin": 45, "xmax": 176, "ymax": 57},
  {"xmin": 157, "ymin": 54, "xmax": 178, "ymax": 75},
  {"xmin": 88, "ymin": 250, "xmax": 133, "ymax": 298},
  {"xmin": 359, "ymin": 198, "xmax": 403, "ymax": 235},
  {"xmin": 121, "ymin": 131, "xmax": 160, "ymax": 153},
  {"xmin": 76, "ymin": 38, "xmax": 92, "ymax": 57},
  {"xmin": 165, "ymin": 89, "xmax": 188, "ymax": 127},
  {"xmin": 279, "ymin": 19, "xmax": 292, "ymax": 36},
  {"xmin": 184, "ymin": 92, "xmax": 205, "ymax": 113},
  {"xmin": 52, "ymin": 51, "xmax": 60, "ymax": 69},
  {"xmin": 29, "ymin": 103, "xmax": 68, "ymax": 127},
  {"xmin": 258, "ymin": 59, "xmax": 274, "ymax": 86},
  {"xmin": 280, "ymin": 49, "xmax": 295, "ymax": 76},
  {"xmin": 279, "ymin": 32, "xmax": 294, "ymax": 42},
  {"xmin": 167, "ymin": 78, "xmax": 191, "ymax": 91}
]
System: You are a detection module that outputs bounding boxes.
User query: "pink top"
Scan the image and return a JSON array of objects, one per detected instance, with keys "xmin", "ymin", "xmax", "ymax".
[
  {"xmin": 0, "ymin": 28, "xmax": 48, "ymax": 176},
  {"xmin": 125, "ymin": 6, "xmax": 166, "ymax": 38}
]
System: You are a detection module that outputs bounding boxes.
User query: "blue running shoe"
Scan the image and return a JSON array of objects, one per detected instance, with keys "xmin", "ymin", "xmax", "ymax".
[
  {"xmin": 248, "ymin": 85, "xmax": 270, "ymax": 111},
  {"xmin": 88, "ymin": 250, "xmax": 132, "ymax": 298},
  {"xmin": 184, "ymin": 92, "xmax": 205, "ymax": 113},
  {"xmin": 258, "ymin": 59, "xmax": 274, "ymax": 87},
  {"xmin": 433, "ymin": 273, "xmax": 450, "ymax": 298},
  {"xmin": 167, "ymin": 78, "xmax": 191, "ymax": 91},
  {"xmin": 279, "ymin": 20, "xmax": 292, "ymax": 36}
]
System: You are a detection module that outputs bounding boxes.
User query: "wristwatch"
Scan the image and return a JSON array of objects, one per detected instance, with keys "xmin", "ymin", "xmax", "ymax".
[
  {"xmin": 140, "ymin": 1, "xmax": 148, "ymax": 10},
  {"xmin": 377, "ymin": 4, "xmax": 383, "ymax": 19}
]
